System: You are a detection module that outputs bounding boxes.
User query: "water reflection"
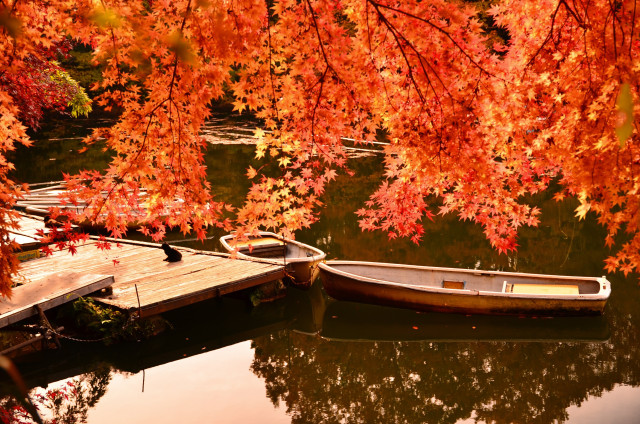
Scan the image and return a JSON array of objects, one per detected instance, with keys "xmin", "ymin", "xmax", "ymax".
[
  {"xmin": 321, "ymin": 301, "xmax": 610, "ymax": 343},
  {"xmin": 2, "ymin": 114, "xmax": 640, "ymax": 423},
  {"xmin": 251, "ymin": 288, "xmax": 638, "ymax": 423}
]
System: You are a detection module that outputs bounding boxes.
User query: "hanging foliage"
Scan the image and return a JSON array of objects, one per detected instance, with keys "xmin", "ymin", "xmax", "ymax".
[{"xmin": 1, "ymin": 0, "xmax": 639, "ymax": 297}]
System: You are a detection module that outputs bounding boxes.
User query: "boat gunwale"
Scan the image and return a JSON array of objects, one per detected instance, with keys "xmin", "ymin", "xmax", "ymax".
[
  {"xmin": 220, "ymin": 231, "xmax": 326, "ymax": 265},
  {"xmin": 319, "ymin": 260, "xmax": 611, "ymax": 301}
]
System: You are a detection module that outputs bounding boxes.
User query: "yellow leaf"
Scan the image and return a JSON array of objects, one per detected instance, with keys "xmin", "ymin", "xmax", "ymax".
[
  {"xmin": 575, "ymin": 201, "xmax": 591, "ymax": 220},
  {"xmin": 167, "ymin": 30, "xmax": 196, "ymax": 65},
  {"xmin": 278, "ymin": 157, "xmax": 291, "ymax": 167},
  {"xmin": 90, "ymin": 7, "xmax": 121, "ymax": 28}
]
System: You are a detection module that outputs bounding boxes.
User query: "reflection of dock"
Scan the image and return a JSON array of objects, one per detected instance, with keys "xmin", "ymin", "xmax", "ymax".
[
  {"xmin": 14, "ymin": 238, "xmax": 285, "ymax": 318},
  {"xmin": 1, "ymin": 293, "xmax": 297, "ymax": 391}
]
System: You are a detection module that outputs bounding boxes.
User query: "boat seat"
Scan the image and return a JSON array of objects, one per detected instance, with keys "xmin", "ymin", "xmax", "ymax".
[
  {"xmin": 236, "ymin": 237, "xmax": 285, "ymax": 256},
  {"xmin": 504, "ymin": 282, "xmax": 580, "ymax": 295},
  {"xmin": 442, "ymin": 280, "xmax": 466, "ymax": 290},
  {"xmin": 236, "ymin": 237, "xmax": 285, "ymax": 249}
]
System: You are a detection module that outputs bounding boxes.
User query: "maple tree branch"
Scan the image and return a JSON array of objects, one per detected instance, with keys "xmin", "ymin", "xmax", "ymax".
[
  {"xmin": 136, "ymin": 0, "xmax": 192, "ymax": 187},
  {"xmin": 90, "ymin": 0, "xmax": 196, "ymax": 223},
  {"xmin": 525, "ymin": 1, "xmax": 563, "ymax": 69},
  {"xmin": 304, "ymin": 0, "xmax": 340, "ymax": 82},
  {"xmin": 526, "ymin": 0, "xmax": 585, "ymax": 69},
  {"xmin": 367, "ymin": 0, "xmax": 496, "ymax": 79},
  {"xmin": 98, "ymin": 0, "xmax": 125, "ymax": 88},
  {"xmin": 303, "ymin": 0, "xmax": 349, "ymax": 164},
  {"xmin": 88, "ymin": 102, "xmax": 163, "ymax": 222},
  {"xmin": 9, "ymin": 0, "xmax": 19, "ymax": 14},
  {"xmin": 266, "ymin": 6, "xmax": 280, "ymax": 123},
  {"xmin": 561, "ymin": 0, "xmax": 585, "ymax": 25},
  {"xmin": 364, "ymin": 2, "xmax": 396, "ymax": 113},
  {"xmin": 630, "ymin": 0, "xmax": 637, "ymax": 58},
  {"xmin": 305, "ymin": 0, "xmax": 325, "ymax": 57},
  {"xmin": 308, "ymin": 66, "xmax": 335, "ymax": 162},
  {"xmin": 371, "ymin": 5, "xmax": 425, "ymax": 103},
  {"xmin": 369, "ymin": 2, "xmax": 445, "ymax": 135},
  {"xmin": 608, "ymin": 0, "xmax": 620, "ymax": 60}
]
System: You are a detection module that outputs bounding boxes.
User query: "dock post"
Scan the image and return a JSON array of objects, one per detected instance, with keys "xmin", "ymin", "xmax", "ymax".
[{"xmin": 35, "ymin": 305, "xmax": 61, "ymax": 349}]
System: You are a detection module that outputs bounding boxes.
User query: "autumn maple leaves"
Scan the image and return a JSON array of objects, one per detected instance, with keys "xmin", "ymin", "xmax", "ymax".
[{"xmin": 1, "ymin": 0, "xmax": 639, "ymax": 298}]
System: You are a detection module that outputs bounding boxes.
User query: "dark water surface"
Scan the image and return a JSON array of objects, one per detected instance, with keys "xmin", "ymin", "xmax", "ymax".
[{"xmin": 3, "ymin": 114, "xmax": 640, "ymax": 423}]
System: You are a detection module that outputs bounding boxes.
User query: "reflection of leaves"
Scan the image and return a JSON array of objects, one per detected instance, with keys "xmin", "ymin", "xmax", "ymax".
[
  {"xmin": 37, "ymin": 368, "xmax": 111, "ymax": 424},
  {"xmin": 0, "ymin": 367, "xmax": 111, "ymax": 424},
  {"xmin": 250, "ymin": 297, "xmax": 640, "ymax": 424}
]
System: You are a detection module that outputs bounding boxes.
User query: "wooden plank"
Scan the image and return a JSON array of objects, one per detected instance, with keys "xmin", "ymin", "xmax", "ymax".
[
  {"xmin": 130, "ymin": 263, "xmax": 278, "ymax": 302},
  {"xmin": 97, "ymin": 265, "xmax": 284, "ymax": 316},
  {"xmin": 115, "ymin": 256, "xmax": 253, "ymax": 290},
  {"xmin": 106, "ymin": 259, "xmax": 277, "ymax": 301},
  {"xmin": 27, "ymin": 184, "xmax": 65, "ymax": 193},
  {"xmin": 0, "ymin": 273, "xmax": 114, "ymax": 328},
  {"xmin": 106, "ymin": 252, "xmax": 217, "ymax": 284},
  {"xmin": 18, "ymin": 240, "xmax": 144, "ymax": 266},
  {"xmin": 120, "ymin": 272, "xmax": 279, "ymax": 307},
  {"xmin": 16, "ymin": 243, "xmax": 148, "ymax": 281},
  {"xmin": 137, "ymin": 270, "xmax": 284, "ymax": 317},
  {"xmin": 9, "ymin": 233, "xmax": 41, "ymax": 251},
  {"xmin": 236, "ymin": 237, "xmax": 284, "ymax": 248},
  {"xmin": 13, "ymin": 215, "xmax": 47, "ymax": 238}
]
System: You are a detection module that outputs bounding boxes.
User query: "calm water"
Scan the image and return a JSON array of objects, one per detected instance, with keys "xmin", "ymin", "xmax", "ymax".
[{"xmin": 2, "ymin": 113, "xmax": 640, "ymax": 423}]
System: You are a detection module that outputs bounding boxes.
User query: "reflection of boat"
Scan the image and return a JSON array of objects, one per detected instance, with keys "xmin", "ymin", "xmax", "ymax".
[
  {"xmin": 319, "ymin": 261, "xmax": 611, "ymax": 316},
  {"xmin": 220, "ymin": 232, "xmax": 326, "ymax": 288},
  {"xmin": 320, "ymin": 300, "xmax": 610, "ymax": 342}
]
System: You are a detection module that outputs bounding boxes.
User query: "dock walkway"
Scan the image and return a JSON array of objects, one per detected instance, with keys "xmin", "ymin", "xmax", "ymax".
[
  {"xmin": 10, "ymin": 238, "xmax": 285, "ymax": 320},
  {"xmin": 0, "ymin": 273, "xmax": 114, "ymax": 329}
]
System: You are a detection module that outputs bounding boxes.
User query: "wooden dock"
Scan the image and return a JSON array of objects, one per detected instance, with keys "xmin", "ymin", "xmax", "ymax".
[
  {"xmin": 10, "ymin": 214, "xmax": 46, "ymax": 239},
  {"xmin": 0, "ymin": 273, "xmax": 115, "ymax": 329},
  {"xmin": 9, "ymin": 237, "xmax": 285, "ymax": 320}
]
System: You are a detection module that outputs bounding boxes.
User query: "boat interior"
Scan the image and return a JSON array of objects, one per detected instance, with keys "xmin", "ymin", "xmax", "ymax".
[
  {"xmin": 333, "ymin": 263, "xmax": 603, "ymax": 295},
  {"xmin": 234, "ymin": 236, "xmax": 320, "ymax": 260}
]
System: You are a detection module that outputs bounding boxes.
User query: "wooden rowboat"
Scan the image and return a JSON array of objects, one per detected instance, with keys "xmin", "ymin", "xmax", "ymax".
[
  {"xmin": 220, "ymin": 232, "xmax": 326, "ymax": 288},
  {"xmin": 319, "ymin": 261, "xmax": 611, "ymax": 316}
]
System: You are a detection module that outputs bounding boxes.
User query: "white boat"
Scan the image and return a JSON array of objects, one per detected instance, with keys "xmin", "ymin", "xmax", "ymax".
[
  {"xmin": 318, "ymin": 261, "xmax": 611, "ymax": 316},
  {"xmin": 220, "ymin": 232, "xmax": 326, "ymax": 288}
]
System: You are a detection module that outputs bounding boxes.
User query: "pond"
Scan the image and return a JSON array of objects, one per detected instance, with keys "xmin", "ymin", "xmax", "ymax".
[{"xmin": 2, "ymin": 111, "xmax": 640, "ymax": 423}]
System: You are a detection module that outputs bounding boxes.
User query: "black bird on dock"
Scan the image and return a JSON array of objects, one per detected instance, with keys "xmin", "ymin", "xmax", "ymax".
[{"xmin": 162, "ymin": 243, "xmax": 182, "ymax": 262}]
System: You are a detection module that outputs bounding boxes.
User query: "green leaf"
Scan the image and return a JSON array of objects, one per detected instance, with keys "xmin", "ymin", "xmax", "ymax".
[
  {"xmin": 616, "ymin": 83, "xmax": 634, "ymax": 147},
  {"xmin": 168, "ymin": 30, "xmax": 196, "ymax": 65}
]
